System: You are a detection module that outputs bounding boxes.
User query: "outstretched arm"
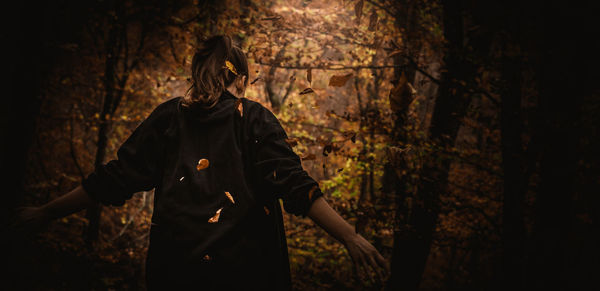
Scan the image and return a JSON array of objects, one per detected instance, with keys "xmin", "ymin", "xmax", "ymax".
[
  {"xmin": 307, "ymin": 196, "xmax": 390, "ymax": 283},
  {"xmin": 13, "ymin": 185, "xmax": 95, "ymax": 233}
]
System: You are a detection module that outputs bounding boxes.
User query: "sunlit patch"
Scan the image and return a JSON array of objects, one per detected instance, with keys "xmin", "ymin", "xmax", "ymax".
[
  {"xmin": 225, "ymin": 191, "xmax": 235, "ymax": 204},
  {"xmin": 208, "ymin": 207, "xmax": 223, "ymax": 223},
  {"xmin": 197, "ymin": 159, "xmax": 209, "ymax": 171}
]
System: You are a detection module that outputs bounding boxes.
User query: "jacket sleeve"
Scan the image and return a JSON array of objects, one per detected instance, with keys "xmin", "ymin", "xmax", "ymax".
[
  {"xmin": 249, "ymin": 104, "xmax": 324, "ymax": 217},
  {"xmin": 81, "ymin": 99, "xmax": 176, "ymax": 206}
]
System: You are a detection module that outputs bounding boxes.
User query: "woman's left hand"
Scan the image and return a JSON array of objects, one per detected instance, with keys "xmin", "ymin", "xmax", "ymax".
[{"xmin": 343, "ymin": 233, "xmax": 390, "ymax": 284}]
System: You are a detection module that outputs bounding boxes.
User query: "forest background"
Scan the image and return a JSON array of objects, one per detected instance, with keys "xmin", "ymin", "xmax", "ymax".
[{"xmin": 1, "ymin": 0, "xmax": 598, "ymax": 290}]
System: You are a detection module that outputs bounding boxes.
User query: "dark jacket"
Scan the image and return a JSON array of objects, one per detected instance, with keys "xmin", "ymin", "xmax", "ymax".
[{"xmin": 82, "ymin": 91, "xmax": 323, "ymax": 290}]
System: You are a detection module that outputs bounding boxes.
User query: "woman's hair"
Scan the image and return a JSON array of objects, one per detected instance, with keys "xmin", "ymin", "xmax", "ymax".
[{"xmin": 183, "ymin": 35, "xmax": 249, "ymax": 107}]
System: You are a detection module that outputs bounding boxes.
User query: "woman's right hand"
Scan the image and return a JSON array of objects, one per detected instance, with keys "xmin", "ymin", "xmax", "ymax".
[{"xmin": 11, "ymin": 206, "xmax": 51, "ymax": 235}]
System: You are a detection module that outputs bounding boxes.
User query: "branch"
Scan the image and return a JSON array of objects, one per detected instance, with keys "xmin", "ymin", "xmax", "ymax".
[{"xmin": 255, "ymin": 61, "xmax": 404, "ymax": 71}]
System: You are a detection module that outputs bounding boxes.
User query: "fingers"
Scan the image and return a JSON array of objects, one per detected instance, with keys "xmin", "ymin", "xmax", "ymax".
[
  {"xmin": 367, "ymin": 253, "xmax": 385, "ymax": 284},
  {"xmin": 374, "ymin": 250, "xmax": 390, "ymax": 276}
]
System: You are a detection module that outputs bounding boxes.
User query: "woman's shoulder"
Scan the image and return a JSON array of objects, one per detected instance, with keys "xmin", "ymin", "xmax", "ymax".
[{"xmin": 242, "ymin": 98, "xmax": 278, "ymax": 123}]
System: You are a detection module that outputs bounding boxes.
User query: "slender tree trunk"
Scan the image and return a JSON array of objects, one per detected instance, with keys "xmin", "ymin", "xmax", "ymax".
[{"xmin": 388, "ymin": 0, "xmax": 468, "ymax": 289}]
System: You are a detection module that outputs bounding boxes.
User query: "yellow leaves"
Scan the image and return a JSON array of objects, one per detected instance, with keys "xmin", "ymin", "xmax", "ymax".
[
  {"xmin": 328, "ymin": 73, "xmax": 353, "ymax": 87},
  {"xmin": 208, "ymin": 207, "xmax": 223, "ymax": 223},
  {"xmin": 299, "ymin": 88, "xmax": 315, "ymax": 95},
  {"xmin": 225, "ymin": 191, "xmax": 235, "ymax": 204},
  {"xmin": 235, "ymin": 98, "xmax": 243, "ymax": 117},
  {"xmin": 197, "ymin": 158, "xmax": 210, "ymax": 171},
  {"xmin": 224, "ymin": 60, "xmax": 238, "ymax": 75}
]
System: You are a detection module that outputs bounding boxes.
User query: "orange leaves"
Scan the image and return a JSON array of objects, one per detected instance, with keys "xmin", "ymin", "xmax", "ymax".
[
  {"xmin": 299, "ymin": 88, "xmax": 315, "ymax": 95},
  {"xmin": 208, "ymin": 207, "xmax": 223, "ymax": 223},
  {"xmin": 224, "ymin": 191, "xmax": 235, "ymax": 204},
  {"xmin": 235, "ymin": 98, "xmax": 243, "ymax": 117},
  {"xmin": 197, "ymin": 159, "xmax": 210, "ymax": 171},
  {"xmin": 328, "ymin": 73, "xmax": 353, "ymax": 87}
]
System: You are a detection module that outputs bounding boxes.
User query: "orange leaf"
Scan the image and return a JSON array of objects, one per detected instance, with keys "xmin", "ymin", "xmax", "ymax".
[
  {"xmin": 197, "ymin": 158, "xmax": 210, "ymax": 171},
  {"xmin": 299, "ymin": 88, "xmax": 315, "ymax": 95},
  {"xmin": 225, "ymin": 191, "xmax": 235, "ymax": 204},
  {"xmin": 235, "ymin": 98, "xmax": 243, "ymax": 117},
  {"xmin": 328, "ymin": 73, "xmax": 353, "ymax": 87},
  {"xmin": 208, "ymin": 207, "xmax": 223, "ymax": 223},
  {"xmin": 308, "ymin": 185, "xmax": 319, "ymax": 200},
  {"xmin": 224, "ymin": 60, "xmax": 238, "ymax": 75}
]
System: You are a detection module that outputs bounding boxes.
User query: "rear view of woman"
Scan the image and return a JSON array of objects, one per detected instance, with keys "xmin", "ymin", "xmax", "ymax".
[{"xmin": 14, "ymin": 35, "xmax": 389, "ymax": 290}]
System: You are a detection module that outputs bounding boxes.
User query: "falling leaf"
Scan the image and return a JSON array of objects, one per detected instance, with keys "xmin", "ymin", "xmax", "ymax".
[
  {"xmin": 225, "ymin": 191, "xmax": 235, "ymax": 204},
  {"xmin": 261, "ymin": 16, "xmax": 282, "ymax": 21},
  {"xmin": 179, "ymin": 176, "xmax": 185, "ymax": 181},
  {"xmin": 302, "ymin": 153, "xmax": 316, "ymax": 161},
  {"xmin": 389, "ymin": 72, "xmax": 414, "ymax": 113},
  {"xmin": 299, "ymin": 88, "xmax": 315, "ymax": 95},
  {"xmin": 355, "ymin": 0, "xmax": 364, "ymax": 24},
  {"xmin": 208, "ymin": 207, "xmax": 223, "ymax": 223},
  {"xmin": 285, "ymin": 138, "xmax": 299, "ymax": 147},
  {"xmin": 224, "ymin": 60, "xmax": 238, "ymax": 75},
  {"xmin": 264, "ymin": 206, "xmax": 270, "ymax": 215},
  {"xmin": 368, "ymin": 10, "xmax": 378, "ymax": 31},
  {"xmin": 307, "ymin": 68, "xmax": 312, "ymax": 84},
  {"xmin": 235, "ymin": 98, "xmax": 243, "ymax": 117},
  {"xmin": 337, "ymin": 168, "xmax": 344, "ymax": 173},
  {"xmin": 197, "ymin": 158, "xmax": 210, "ymax": 171},
  {"xmin": 328, "ymin": 73, "xmax": 353, "ymax": 87}
]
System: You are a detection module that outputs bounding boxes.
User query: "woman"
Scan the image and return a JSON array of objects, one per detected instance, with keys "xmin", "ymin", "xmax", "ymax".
[{"xmin": 14, "ymin": 35, "xmax": 389, "ymax": 290}]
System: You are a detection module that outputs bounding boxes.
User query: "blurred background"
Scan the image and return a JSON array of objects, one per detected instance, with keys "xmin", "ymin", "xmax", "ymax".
[{"xmin": 0, "ymin": 0, "xmax": 597, "ymax": 290}]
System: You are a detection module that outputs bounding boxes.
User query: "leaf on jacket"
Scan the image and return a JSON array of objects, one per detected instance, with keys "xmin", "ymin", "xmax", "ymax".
[
  {"xmin": 308, "ymin": 185, "xmax": 319, "ymax": 200},
  {"xmin": 301, "ymin": 153, "xmax": 316, "ymax": 161},
  {"xmin": 224, "ymin": 60, "xmax": 238, "ymax": 75},
  {"xmin": 299, "ymin": 88, "xmax": 315, "ymax": 95},
  {"xmin": 285, "ymin": 138, "xmax": 298, "ymax": 147},
  {"xmin": 235, "ymin": 98, "xmax": 243, "ymax": 117},
  {"xmin": 225, "ymin": 191, "xmax": 235, "ymax": 204},
  {"xmin": 197, "ymin": 159, "xmax": 210, "ymax": 171},
  {"xmin": 208, "ymin": 207, "xmax": 223, "ymax": 223},
  {"xmin": 264, "ymin": 206, "xmax": 270, "ymax": 215},
  {"xmin": 328, "ymin": 73, "xmax": 353, "ymax": 87}
]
